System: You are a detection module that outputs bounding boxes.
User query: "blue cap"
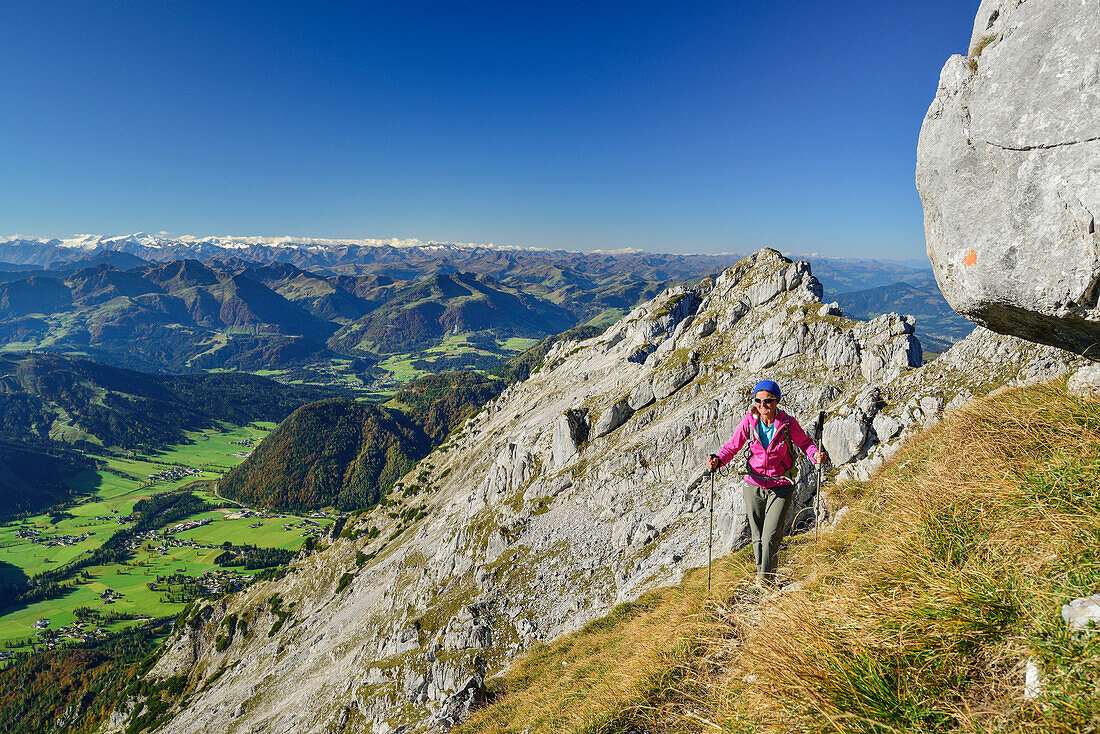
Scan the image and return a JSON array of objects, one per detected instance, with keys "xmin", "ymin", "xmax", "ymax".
[{"xmin": 753, "ymin": 380, "xmax": 781, "ymax": 402}]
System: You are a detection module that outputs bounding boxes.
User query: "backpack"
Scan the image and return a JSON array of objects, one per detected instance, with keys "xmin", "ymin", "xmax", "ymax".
[{"xmin": 733, "ymin": 422, "xmax": 801, "ymax": 485}]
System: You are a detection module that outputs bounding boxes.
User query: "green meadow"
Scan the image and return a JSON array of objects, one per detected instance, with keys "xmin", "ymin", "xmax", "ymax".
[
  {"xmin": 583, "ymin": 307, "xmax": 625, "ymax": 328},
  {"xmin": 241, "ymin": 360, "xmax": 369, "ymax": 390},
  {"xmin": 174, "ymin": 513, "xmax": 314, "ymax": 550},
  {"xmin": 377, "ymin": 333, "xmax": 539, "ymax": 381},
  {"xmin": 0, "ymin": 422, "xmax": 331, "ymax": 653},
  {"xmin": 377, "ymin": 354, "xmax": 427, "ymax": 381},
  {"xmin": 0, "ymin": 543, "xmax": 227, "ymax": 646}
]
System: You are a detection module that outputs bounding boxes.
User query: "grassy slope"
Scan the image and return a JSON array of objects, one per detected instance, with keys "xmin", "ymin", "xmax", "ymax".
[
  {"xmin": 454, "ymin": 379, "xmax": 1100, "ymax": 734},
  {"xmin": 375, "ymin": 333, "xmax": 538, "ymax": 382}
]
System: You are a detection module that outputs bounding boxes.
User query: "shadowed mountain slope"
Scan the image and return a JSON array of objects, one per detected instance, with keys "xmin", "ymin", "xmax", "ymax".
[
  {"xmin": 328, "ymin": 272, "xmax": 575, "ymax": 354},
  {"xmin": 0, "ymin": 439, "xmax": 95, "ymax": 519},
  {"xmin": 0, "ymin": 276, "xmax": 71, "ymax": 317}
]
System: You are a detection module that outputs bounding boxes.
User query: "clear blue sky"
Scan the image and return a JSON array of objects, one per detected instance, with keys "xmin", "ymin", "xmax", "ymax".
[{"xmin": 0, "ymin": 1, "xmax": 978, "ymax": 259}]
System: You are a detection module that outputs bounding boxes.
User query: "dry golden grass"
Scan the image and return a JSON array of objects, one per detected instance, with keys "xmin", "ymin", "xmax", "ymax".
[
  {"xmin": 454, "ymin": 551, "xmax": 760, "ymax": 734},
  {"xmin": 456, "ymin": 380, "xmax": 1100, "ymax": 734}
]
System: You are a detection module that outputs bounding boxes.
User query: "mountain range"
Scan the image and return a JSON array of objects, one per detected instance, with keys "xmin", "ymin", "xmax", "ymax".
[
  {"xmin": 0, "ymin": 234, "xmax": 941, "ymax": 291},
  {"xmin": 0, "ymin": 236, "xmax": 955, "ymax": 380},
  {"xmin": 0, "ymin": 260, "xmax": 584, "ymax": 374}
]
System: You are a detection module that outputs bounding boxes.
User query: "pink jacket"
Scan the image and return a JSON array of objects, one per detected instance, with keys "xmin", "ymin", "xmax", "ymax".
[{"xmin": 716, "ymin": 409, "xmax": 819, "ymax": 489}]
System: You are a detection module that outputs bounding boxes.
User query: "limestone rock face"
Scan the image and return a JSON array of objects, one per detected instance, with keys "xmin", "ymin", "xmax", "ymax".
[
  {"xmin": 653, "ymin": 358, "xmax": 699, "ymax": 401},
  {"xmin": 823, "ymin": 415, "xmax": 870, "ymax": 467},
  {"xmin": 591, "ymin": 399, "xmax": 635, "ymax": 438},
  {"xmin": 916, "ymin": 0, "xmax": 1100, "ymax": 355},
  {"xmin": 833, "ymin": 326, "xmax": 1084, "ymax": 484},
  {"xmin": 127, "ymin": 249, "xmax": 1084, "ymax": 734},
  {"xmin": 552, "ymin": 409, "xmax": 589, "ymax": 466}
]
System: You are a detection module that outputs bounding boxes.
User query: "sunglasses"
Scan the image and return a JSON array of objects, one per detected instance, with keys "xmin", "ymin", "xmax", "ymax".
[{"xmin": 754, "ymin": 398, "xmax": 776, "ymax": 405}]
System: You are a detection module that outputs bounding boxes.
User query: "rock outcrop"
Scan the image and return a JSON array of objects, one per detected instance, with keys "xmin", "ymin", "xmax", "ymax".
[
  {"xmin": 1067, "ymin": 363, "xmax": 1100, "ymax": 400},
  {"xmin": 121, "ymin": 250, "xmax": 1082, "ymax": 734},
  {"xmin": 1062, "ymin": 594, "xmax": 1100, "ymax": 632},
  {"xmin": 831, "ymin": 325, "xmax": 1085, "ymax": 484},
  {"xmin": 916, "ymin": 0, "xmax": 1100, "ymax": 356}
]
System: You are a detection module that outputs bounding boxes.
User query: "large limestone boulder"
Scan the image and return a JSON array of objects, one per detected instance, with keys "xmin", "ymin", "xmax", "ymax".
[
  {"xmin": 591, "ymin": 399, "xmax": 634, "ymax": 438},
  {"xmin": 916, "ymin": 0, "xmax": 1100, "ymax": 356}
]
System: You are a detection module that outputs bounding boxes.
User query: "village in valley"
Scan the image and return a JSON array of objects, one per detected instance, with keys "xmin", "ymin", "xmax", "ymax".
[{"xmin": 0, "ymin": 424, "xmax": 335, "ymax": 663}]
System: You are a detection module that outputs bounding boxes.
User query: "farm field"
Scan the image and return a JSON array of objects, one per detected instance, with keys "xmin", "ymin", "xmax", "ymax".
[
  {"xmin": 175, "ymin": 513, "xmax": 319, "ymax": 550},
  {"xmin": 377, "ymin": 333, "xmax": 539, "ymax": 381},
  {"xmin": 0, "ymin": 422, "xmax": 332, "ymax": 654},
  {"xmin": 239, "ymin": 359, "xmax": 370, "ymax": 391},
  {"xmin": 0, "ymin": 543, "xmax": 227, "ymax": 647}
]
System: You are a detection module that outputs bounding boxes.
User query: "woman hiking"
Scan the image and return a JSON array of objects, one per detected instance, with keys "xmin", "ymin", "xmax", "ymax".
[{"xmin": 706, "ymin": 380, "xmax": 825, "ymax": 588}]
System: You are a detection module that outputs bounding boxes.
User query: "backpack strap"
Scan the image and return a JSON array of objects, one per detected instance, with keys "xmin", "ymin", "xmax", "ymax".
[{"xmin": 742, "ymin": 423, "xmax": 800, "ymax": 485}]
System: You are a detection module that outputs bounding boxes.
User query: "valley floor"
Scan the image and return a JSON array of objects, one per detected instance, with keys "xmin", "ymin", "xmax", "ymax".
[{"xmin": 0, "ymin": 424, "xmax": 333, "ymax": 658}]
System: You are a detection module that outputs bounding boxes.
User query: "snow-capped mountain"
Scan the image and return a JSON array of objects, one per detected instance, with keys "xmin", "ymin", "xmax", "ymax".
[{"xmin": 0, "ymin": 233, "xmax": 572, "ymax": 272}]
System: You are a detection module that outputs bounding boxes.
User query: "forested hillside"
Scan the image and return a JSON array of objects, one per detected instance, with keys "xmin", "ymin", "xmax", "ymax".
[
  {"xmin": 389, "ymin": 371, "xmax": 503, "ymax": 442},
  {"xmin": 220, "ymin": 370, "xmax": 504, "ymax": 512},
  {"xmin": 218, "ymin": 398, "xmax": 429, "ymax": 512},
  {"xmin": 0, "ymin": 353, "xmax": 334, "ymax": 450},
  {"xmin": 0, "ymin": 627, "xmax": 164, "ymax": 734}
]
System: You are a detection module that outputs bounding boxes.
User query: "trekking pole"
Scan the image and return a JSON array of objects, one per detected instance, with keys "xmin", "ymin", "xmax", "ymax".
[
  {"xmin": 707, "ymin": 456, "xmax": 717, "ymax": 597},
  {"xmin": 815, "ymin": 459, "xmax": 823, "ymax": 543},
  {"xmin": 708, "ymin": 464, "xmax": 717, "ymax": 598},
  {"xmin": 815, "ymin": 412, "xmax": 825, "ymax": 543}
]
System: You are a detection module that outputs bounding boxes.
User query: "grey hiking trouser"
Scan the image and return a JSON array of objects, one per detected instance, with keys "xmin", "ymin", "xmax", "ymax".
[{"xmin": 743, "ymin": 481, "xmax": 794, "ymax": 583}]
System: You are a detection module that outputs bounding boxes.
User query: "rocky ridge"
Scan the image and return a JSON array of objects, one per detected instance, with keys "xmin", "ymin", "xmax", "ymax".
[{"xmin": 125, "ymin": 249, "xmax": 1082, "ymax": 734}]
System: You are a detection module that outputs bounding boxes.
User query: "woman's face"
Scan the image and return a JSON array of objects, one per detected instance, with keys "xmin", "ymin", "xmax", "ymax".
[{"xmin": 754, "ymin": 390, "xmax": 778, "ymax": 420}]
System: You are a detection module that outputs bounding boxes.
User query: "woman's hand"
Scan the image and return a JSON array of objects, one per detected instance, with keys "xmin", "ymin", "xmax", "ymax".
[
  {"xmin": 813, "ymin": 451, "xmax": 827, "ymax": 466},
  {"xmin": 706, "ymin": 454, "xmax": 721, "ymax": 471}
]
